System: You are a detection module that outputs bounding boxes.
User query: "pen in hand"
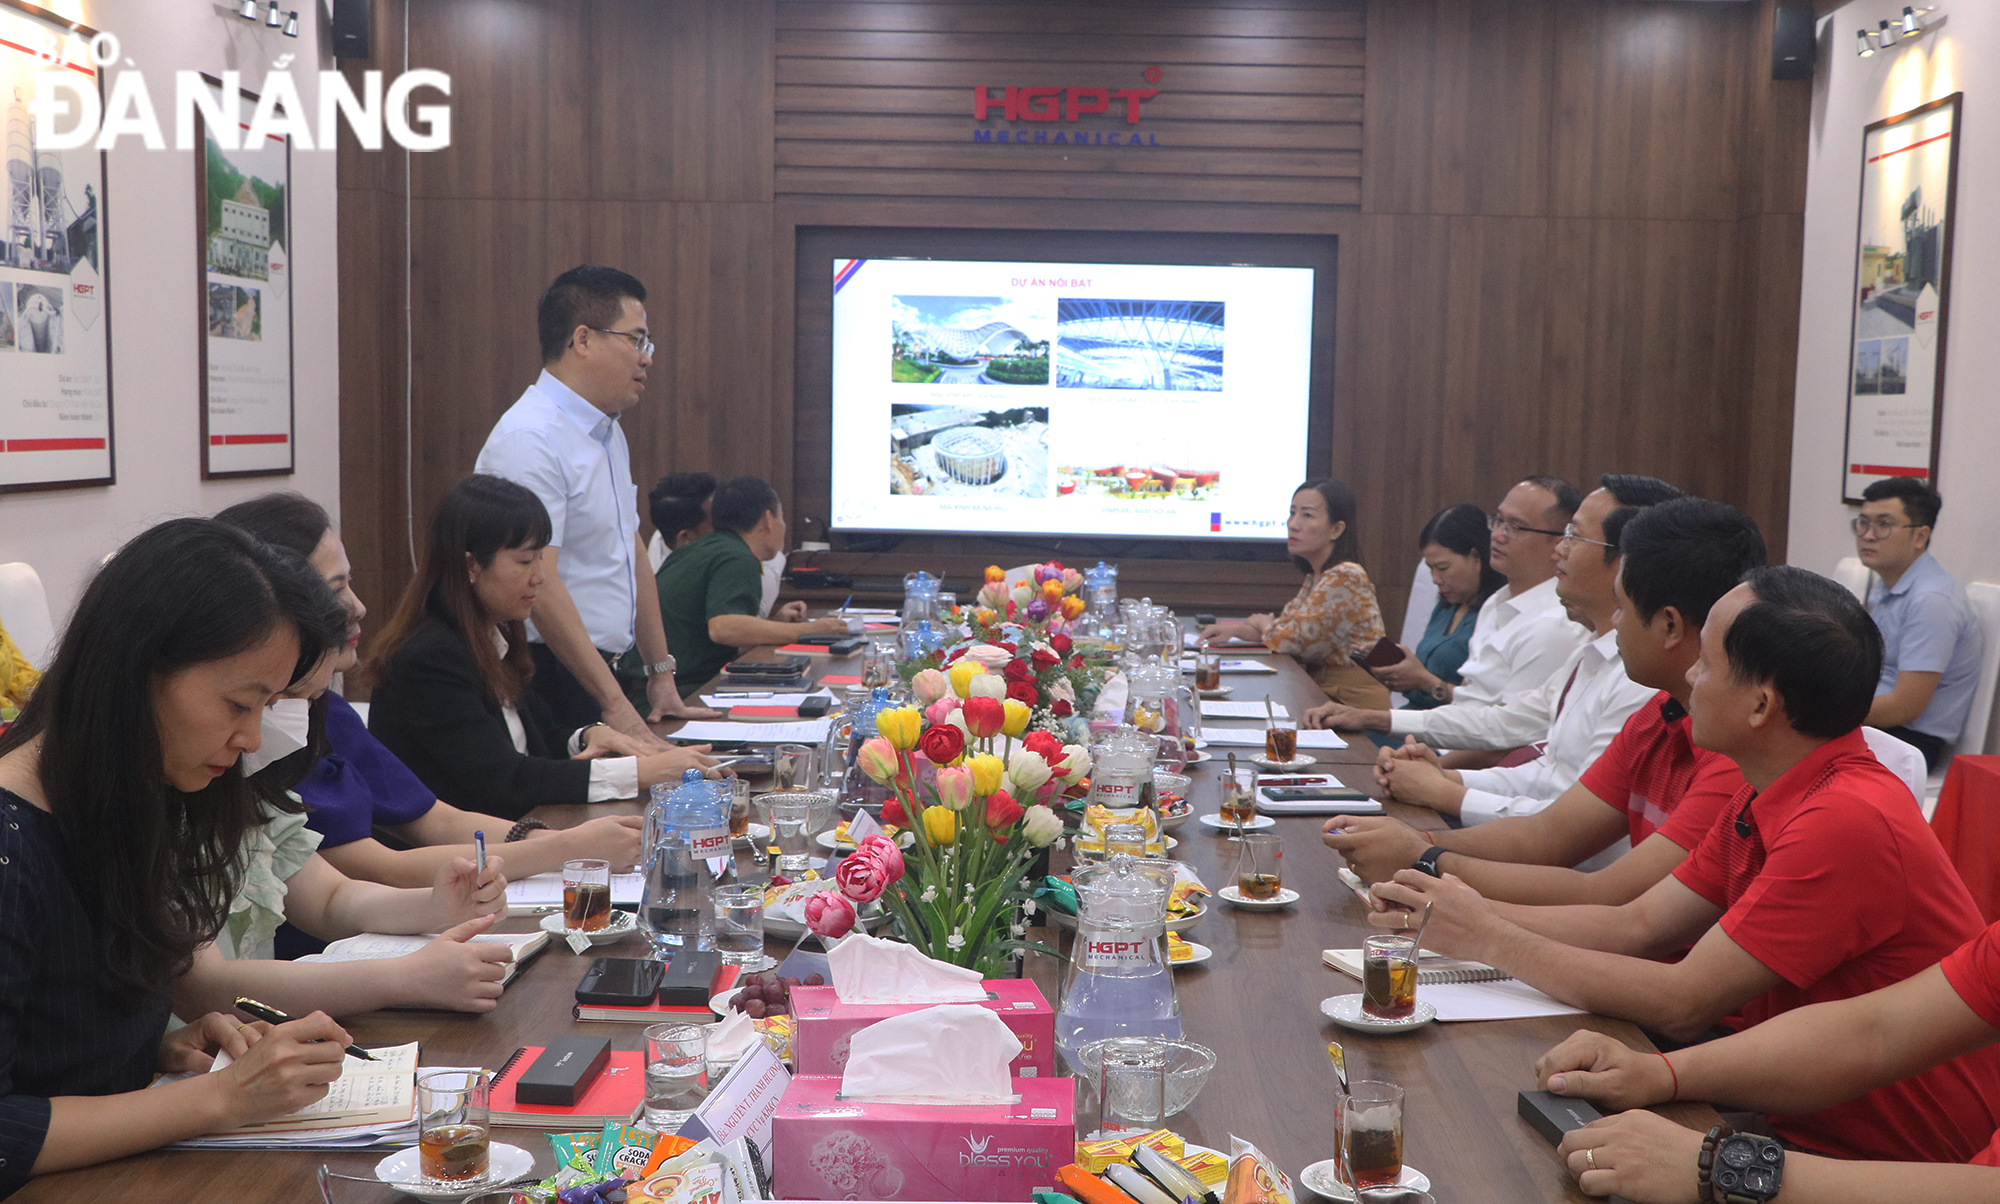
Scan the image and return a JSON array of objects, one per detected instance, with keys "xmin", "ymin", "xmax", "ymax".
[
  {"xmin": 473, "ymin": 829, "xmax": 488, "ymax": 889},
  {"xmin": 233, "ymin": 997, "xmax": 378, "ymax": 1062}
]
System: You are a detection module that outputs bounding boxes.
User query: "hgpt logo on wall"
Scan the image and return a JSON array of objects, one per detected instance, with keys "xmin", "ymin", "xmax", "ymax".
[
  {"xmin": 17, "ymin": 26, "xmax": 451, "ymax": 152},
  {"xmin": 971, "ymin": 67, "xmax": 1164, "ymax": 147}
]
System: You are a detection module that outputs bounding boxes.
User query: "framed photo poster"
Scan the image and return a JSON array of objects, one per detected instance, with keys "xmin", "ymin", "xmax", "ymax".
[
  {"xmin": 0, "ymin": 0, "xmax": 113, "ymax": 493},
  {"xmin": 1841, "ymin": 92, "xmax": 1961, "ymax": 502},
  {"xmin": 197, "ymin": 74, "xmax": 294, "ymax": 477}
]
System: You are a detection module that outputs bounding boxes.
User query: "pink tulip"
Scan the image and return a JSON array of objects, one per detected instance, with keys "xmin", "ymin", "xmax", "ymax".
[{"xmin": 805, "ymin": 891, "xmax": 857, "ymax": 938}]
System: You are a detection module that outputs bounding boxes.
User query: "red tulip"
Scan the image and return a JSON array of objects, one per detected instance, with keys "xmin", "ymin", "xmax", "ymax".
[
  {"xmin": 962, "ymin": 696, "xmax": 1006, "ymax": 738},
  {"xmin": 881, "ymin": 794, "xmax": 910, "ymax": 828},
  {"xmin": 917, "ymin": 723, "xmax": 966, "ymax": 766}
]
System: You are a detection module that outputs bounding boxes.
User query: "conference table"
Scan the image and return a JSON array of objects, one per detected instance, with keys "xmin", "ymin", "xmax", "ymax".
[{"xmin": 17, "ymin": 642, "xmax": 1716, "ymax": 1203}]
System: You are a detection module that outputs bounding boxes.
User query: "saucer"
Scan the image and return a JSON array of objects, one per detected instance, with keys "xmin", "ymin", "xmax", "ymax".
[
  {"xmin": 374, "ymin": 1142, "xmax": 534, "ymax": 1200},
  {"xmin": 1197, "ymin": 813, "xmax": 1276, "ymax": 832},
  {"xmin": 734, "ymin": 822, "xmax": 771, "ymax": 848},
  {"xmin": 539, "ymin": 908, "xmax": 637, "ymax": 947},
  {"xmin": 1319, "ymin": 993, "xmax": 1438, "ymax": 1033},
  {"xmin": 1170, "ymin": 941, "xmax": 1212, "ymax": 968},
  {"xmin": 1253, "ymin": 754, "xmax": 1318, "ymax": 771},
  {"xmin": 1217, "ymin": 885, "xmax": 1300, "ymax": 910},
  {"xmin": 1198, "ymin": 686, "xmax": 1234, "ymax": 698},
  {"xmin": 1298, "ymin": 1160, "xmax": 1432, "ymax": 1201}
]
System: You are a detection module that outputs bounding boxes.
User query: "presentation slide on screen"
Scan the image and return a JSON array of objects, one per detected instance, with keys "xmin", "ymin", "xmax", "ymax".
[{"xmin": 828, "ymin": 258, "xmax": 1314, "ymax": 540}]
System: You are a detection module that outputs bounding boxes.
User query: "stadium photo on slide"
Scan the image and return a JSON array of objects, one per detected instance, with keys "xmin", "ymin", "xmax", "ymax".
[
  {"xmin": 890, "ymin": 295, "xmax": 1052, "ymax": 385},
  {"xmin": 889, "ymin": 404, "xmax": 1050, "ymax": 498},
  {"xmin": 1055, "ymin": 298, "xmax": 1224, "ymax": 391}
]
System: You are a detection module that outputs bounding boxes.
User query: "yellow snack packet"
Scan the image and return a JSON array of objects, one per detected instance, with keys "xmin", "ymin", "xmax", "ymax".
[{"xmin": 1073, "ymin": 1128, "xmax": 1184, "ymax": 1174}]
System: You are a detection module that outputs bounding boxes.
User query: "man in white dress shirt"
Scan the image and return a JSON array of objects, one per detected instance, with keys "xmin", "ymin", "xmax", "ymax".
[
  {"xmin": 476, "ymin": 265, "xmax": 716, "ymax": 741},
  {"xmin": 1307, "ymin": 476, "xmax": 1589, "ymax": 743}
]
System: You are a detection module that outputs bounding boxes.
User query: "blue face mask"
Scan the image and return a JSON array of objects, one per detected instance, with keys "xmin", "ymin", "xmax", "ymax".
[{"xmin": 241, "ymin": 697, "xmax": 312, "ymax": 776}]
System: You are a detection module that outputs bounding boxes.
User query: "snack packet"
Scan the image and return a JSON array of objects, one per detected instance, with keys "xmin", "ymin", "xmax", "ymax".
[
  {"xmin": 549, "ymin": 1132, "xmax": 603, "ymax": 1168},
  {"xmin": 1073, "ymin": 1127, "xmax": 1184, "ymax": 1173},
  {"xmin": 1221, "ymin": 1136, "xmax": 1294, "ymax": 1204},
  {"xmin": 596, "ymin": 1121, "xmax": 664, "ymax": 1178},
  {"xmin": 636, "ymin": 1134, "xmax": 700, "ymax": 1178}
]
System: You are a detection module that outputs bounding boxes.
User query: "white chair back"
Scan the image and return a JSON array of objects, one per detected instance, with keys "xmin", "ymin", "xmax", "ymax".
[
  {"xmin": 0, "ymin": 562, "xmax": 56, "ymax": 670},
  {"xmin": 1955, "ymin": 582, "xmax": 2000, "ymax": 757},
  {"xmin": 1399, "ymin": 558, "xmax": 1439, "ymax": 650},
  {"xmin": 1831, "ymin": 556, "xmax": 1873, "ymax": 603},
  {"xmin": 1861, "ymin": 726, "xmax": 1928, "ymax": 807}
]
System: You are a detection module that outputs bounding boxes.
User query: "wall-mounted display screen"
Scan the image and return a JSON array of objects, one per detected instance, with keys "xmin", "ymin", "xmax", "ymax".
[{"xmin": 828, "ymin": 257, "xmax": 1314, "ymax": 541}]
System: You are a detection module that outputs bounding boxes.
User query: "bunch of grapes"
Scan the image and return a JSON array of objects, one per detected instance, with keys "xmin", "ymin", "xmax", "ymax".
[{"xmin": 729, "ymin": 971, "xmax": 824, "ymax": 1018}]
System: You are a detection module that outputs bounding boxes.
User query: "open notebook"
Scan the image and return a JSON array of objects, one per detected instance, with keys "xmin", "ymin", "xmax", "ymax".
[
  {"xmin": 205, "ymin": 1041, "xmax": 419, "ymax": 1135},
  {"xmin": 1323, "ymin": 947, "xmax": 1509, "ymax": 984},
  {"xmin": 297, "ymin": 929, "xmax": 548, "ymax": 985},
  {"xmin": 1322, "ymin": 946, "xmax": 1585, "ymax": 1022}
]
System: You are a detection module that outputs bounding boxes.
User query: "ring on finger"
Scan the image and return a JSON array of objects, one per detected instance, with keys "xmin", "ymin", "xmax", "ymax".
[{"xmin": 1585, "ymin": 1149, "xmax": 1598, "ymax": 1171}]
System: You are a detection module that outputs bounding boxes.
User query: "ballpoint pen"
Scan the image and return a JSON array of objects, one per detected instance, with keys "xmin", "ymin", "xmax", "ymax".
[
  {"xmin": 233, "ymin": 997, "xmax": 378, "ymax": 1061},
  {"xmin": 473, "ymin": 829, "xmax": 488, "ymax": 887}
]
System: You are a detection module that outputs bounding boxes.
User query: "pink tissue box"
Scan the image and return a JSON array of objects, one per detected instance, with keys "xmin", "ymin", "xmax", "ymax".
[
  {"xmin": 771, "ymin": 1074, "xmax": 1073, "ymax": 1201},
  {"xmin": 790, "ymin": 981, "xmax": 1056, "ymax": 1078}
]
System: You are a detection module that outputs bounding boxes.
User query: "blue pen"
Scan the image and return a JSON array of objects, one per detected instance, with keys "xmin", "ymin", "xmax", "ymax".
[{"xmin": 473, "ymin": 829, "xmax": 487, "ymax": 887}]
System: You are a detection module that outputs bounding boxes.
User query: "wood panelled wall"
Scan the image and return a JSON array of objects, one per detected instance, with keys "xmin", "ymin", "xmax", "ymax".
[{"xmin": 337, "ymin": 0, "xmax": 1807, "ymax": 645}]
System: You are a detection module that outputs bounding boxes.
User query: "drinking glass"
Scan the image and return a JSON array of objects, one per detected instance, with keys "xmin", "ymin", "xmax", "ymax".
[
  {"xmin": 1102, "ymin": 822, "xmax": 1149, "ymax": 860},
  {"xmin": 758, "ymin": 791, "xmax": 833, "ymax": 875},
  {"xmin": 729, "ymin": 780, "xmax": 752, "ymax": 838},
  {"xmin": 644, "ymin": 1023, "xmax": 711, "ymax": 1131},
  {"xmin": 1361, "ymin": 933, "xmax": 1419, "ymax": 1020},
  {"xmin": 1265, "ymin": 714, "xmax": 1299, "ymax": 763},
  {"xmin": 713, "ymin": 884, "xmax": 765, "ymax": 965},
  {"xmin": 774, "ymin": 744, "xmax": 815, "ymax": 792},
  {"xmin": 863, "ymin": 639, "xmax": 897, "ymax": 687},
  {"xmin": 1219, "ymin": 764, "xmax": 1258, "ymax": 837},
  {"xmin": 1234, "ymin": 832, "xmax": 1281, "ymax": 898},
  {"xmin": 1356, "ymin": 1190, "xmax": 1433, "ymax": 1204},
  {"xmin": 561, "ymin": 858, "xmax": 611, "ymax": 932},
  {"xmin": 1094, "ymin": 1037, "xmax": 1168, "ymax": 1138},
  {"xmin": 1337, "ymin": 1081, "xmax": 1405, "ymax": 1189},
  {"xmin": 1193, "ymin": 647, "xmax": 1221, "ymax": 692},
  {"xmin": 416, "ymin": 1069, "xmax": 491, "ymax": 1186}
]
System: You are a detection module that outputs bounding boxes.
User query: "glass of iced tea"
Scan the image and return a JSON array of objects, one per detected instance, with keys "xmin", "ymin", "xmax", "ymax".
[
  {"xmin": 562, "ymin": 858, "xmax": 611, "ymax": 932},
  {"xmin": 1218, "ymin": 764, "xmax": 1258, "ymax": 836},
  {"xmin": 1234, "ymin": 832, "xmax": 1281, "ymax": 898},
  {"xmin": 774, "ymin": 744, "xmax": 815, "ymax": 792},
  {"xmin": 1193, "ymin": 649, "xmax": 1222, "ymax": 691},
  {"xmin": 416, "ymin": 1069, "xmax": 491, "ymax": 1186},
  {"xmin": 729, "ymin": 779, "xmax": 752, "ymax": 838},
  {"xmin": 1337, "ymin": 1080, "xmax": 1405, "ymax": 1189},
  {"xmin": 1265, "ymin": 716, "xmax": 1298, "ymax": 763},
  {"xmin": 1361, "ymin": 933, "xmax": 1419, "ymax": 1020}
]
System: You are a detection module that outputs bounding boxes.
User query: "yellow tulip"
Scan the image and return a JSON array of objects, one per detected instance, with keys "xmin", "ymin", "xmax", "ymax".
[
  {"xmin": 947, "ymin": 659, "xmax": 984, "ymax": 700},
  {"xmin": 985, "ymin": 565, "xmax": 1006, "ymax": 584},
  {"xmin": 966, "ymin": 752, "xmax": 1005, "ymax": 796},
  {"xmin": 875, "ymin": 706, "xmax": 922, "ymax": 750},
  {"xmin": 1041, "ymin": 578, "xmax": 1063, "ymax": 602},
  {"xmin": 975, "ymin": 607, "xmax": 999, "ymax": 625},
  {"xmin": 922, "ymin": 804, "xmax": 957, "ymax": 846},
  {"xmin": 1001, "ymin": 698, "xmax": 1032, "ymax": 737},
  {"xmin": 1060, "ymin": 595, "xmax": 1087, "ymax": 620}
]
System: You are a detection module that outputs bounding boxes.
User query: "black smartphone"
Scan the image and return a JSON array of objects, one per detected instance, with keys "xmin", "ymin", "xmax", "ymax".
[
  {"xmin": 575, "ymin": 957, "xmax": 663, "ymax": 1006},
  {"xmin": 1262, "ymin": 786, "xmax": 1373, "ymax": 802}
]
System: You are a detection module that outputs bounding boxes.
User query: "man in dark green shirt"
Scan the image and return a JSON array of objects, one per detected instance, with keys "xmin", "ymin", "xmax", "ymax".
[{"xmin": 655, "ymin": 476, "xmax": 848, "ymax": 691}]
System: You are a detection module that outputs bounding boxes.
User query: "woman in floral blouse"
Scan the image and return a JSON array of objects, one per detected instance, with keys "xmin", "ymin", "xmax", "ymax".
[{"xmin": 1201, "ymin": 478, "xmax": 1391, "ymax": 708}]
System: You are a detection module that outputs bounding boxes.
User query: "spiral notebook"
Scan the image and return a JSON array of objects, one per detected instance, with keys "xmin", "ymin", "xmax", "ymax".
[
  {"xmin": 1322, "ymin": 947, "xmax": 1512, "ymax": 984},
  {"xmin": 489, "ymin": 1044, "xmax": 647, "ymax": 1129}
]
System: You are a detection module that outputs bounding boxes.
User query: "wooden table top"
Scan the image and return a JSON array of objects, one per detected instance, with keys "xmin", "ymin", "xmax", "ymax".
[{"xmin": 16, "ymin": 644, "xmax": 1713, "ymax": 1202}]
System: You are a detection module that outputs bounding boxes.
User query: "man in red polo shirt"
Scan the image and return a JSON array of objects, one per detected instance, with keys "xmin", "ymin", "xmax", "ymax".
[
  {"xmin": 1327, "ymin": 497, "xmax": 1764, "ymax": 906},
  {"xmin": 1377, "ymin": 565, "xmax": 2000, "ymax": 1166}
]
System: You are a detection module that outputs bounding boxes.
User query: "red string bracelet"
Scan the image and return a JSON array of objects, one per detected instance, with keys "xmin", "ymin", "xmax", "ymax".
[{"xmin": 1657, "ymin": 1051, "xmax": 1679, "ymax": 1101}]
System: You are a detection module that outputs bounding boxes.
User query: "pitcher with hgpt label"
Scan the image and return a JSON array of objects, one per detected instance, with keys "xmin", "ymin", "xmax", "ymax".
[{"xmin": 1056, "ymin": 854, "xmax": 1183, "ymax": 1074}]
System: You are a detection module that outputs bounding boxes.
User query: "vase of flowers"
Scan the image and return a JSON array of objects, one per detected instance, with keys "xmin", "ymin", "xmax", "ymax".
[{"xmin": 853, "ymin": 668, "xmax": 1091, "ymax": 975}]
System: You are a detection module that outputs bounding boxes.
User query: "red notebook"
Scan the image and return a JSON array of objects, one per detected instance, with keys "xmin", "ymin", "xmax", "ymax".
[
  {"xmin": 571, "ymin": 963, "xmax": 741, "ymax": 1023},
  {"xmin": 490, "ymin": 1045, "xmax": 646, "ymax": 1128},
  {"xmin": 728, "ymin": 705, "xmax": 801, "ymax": 718},
  {"xmin": 775, "ymin": 643, "xmax": 835, "ymax": 656},
  {"xmin": 818, "ymin": 674, "xmax": 863, "ymax": 686}
]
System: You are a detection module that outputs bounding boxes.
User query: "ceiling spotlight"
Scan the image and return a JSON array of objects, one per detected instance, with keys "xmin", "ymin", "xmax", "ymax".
[
  {"xmin": 266, "ymin": 0, "xmax": 282, "ymax": 28},
  {"xmin": 1877, "ymin": 18, "xmax": 1898, "ymax": 45},
  {"xmin": 1857, "ymin": 28, "xmax": 1876, "ymax": 56},
  {"xmin": 283, "ymin": 10, "xmax": 299, "ymax": 37},
  {"xmin": 1901, "ymin": 6, "xmax": 1923, "ymax": 34},
  {"xmin": 238, "ymin": 0, "xmax": 259, "ymax": 18}
]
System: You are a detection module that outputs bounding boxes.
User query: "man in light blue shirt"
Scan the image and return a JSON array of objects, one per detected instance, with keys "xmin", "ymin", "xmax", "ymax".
[
  {"xmin": 476, "ymin": 265, "xmax": 716, "ymax": 741},
  {"xmin": 1856, "ymin": 476, "xmax": 1982, "ymax": 770}
]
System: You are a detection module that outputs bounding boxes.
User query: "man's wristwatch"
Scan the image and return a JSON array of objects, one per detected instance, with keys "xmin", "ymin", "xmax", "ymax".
[
  {"xmin": 1429, "ymin": 680, "xmax": 1452, "ymax": 703},
  {"xmin": 1413, "ymin": 846, "xmax": 1448, "ymax": 878},
  {"xmin": 646, "ymin": 655, "xmax": 676, "ymax": 677},
  {"xmin": 1698, "ymin": 1124, "xmax": 1784, "ymax": 1203}
]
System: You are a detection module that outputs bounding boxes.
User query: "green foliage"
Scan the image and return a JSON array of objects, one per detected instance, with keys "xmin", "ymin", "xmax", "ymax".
[
  {"xmin": 891, "ymin": 356, "xmax": 943, "ymax": 383},
  {"xmin": 983, "ymin": 357, "xmax": 1049, "ymax": 385}
]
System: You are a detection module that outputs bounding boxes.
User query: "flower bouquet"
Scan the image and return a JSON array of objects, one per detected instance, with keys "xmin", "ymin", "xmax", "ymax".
[{"xmin": 851, "ymin": 671, "xmax": 1092, "ymax": 975}]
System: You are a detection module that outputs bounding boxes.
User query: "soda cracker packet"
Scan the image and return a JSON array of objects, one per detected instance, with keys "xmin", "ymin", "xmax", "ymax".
[
  {"xmin": 1222, "ymin": 1136, "xmax": 1294, "ymax": 1204},
  {"xmin": 549, "ymin": 1132, "xmax": 603, "ymax": 1167},
  {"xmin": 597, "ymin": 1122, "xmax": 665, "ymax": 1178}
]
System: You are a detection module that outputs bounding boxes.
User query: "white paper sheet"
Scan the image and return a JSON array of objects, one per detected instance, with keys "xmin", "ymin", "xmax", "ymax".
[
  {"xmin": 1425, "ymin": 980, "xmax": 1587, "ymax": 1022},
  {"xmin": 1219, "ymin": 659, "xmax": 1279, "ymax": 674},
  {"xmin": 1200, "ymin": 700, "xmax": 1292, "ymax": 719},
  {"xmin": 668, "ymin": 718, "xmax": 835, "ymax": 744},
  {"xmin": 1200, "ymin": 727, "xmax": 1347, "ymax": 749},
  {"xmin": 701, "ymin": 689, "xmax": 834, "ymax": 708}
]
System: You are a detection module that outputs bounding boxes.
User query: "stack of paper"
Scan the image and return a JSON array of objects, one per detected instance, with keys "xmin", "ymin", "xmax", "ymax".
[
  {"xmin": 1200, "ymin": 700, "xmax": 1292, "ymax": 719},
  {"xmin": 299, "ymin": 929, "xmax": 549, "ymax": 985},
  {"xmin": 667, "ymin": 718, "xmax": 834, "ymax": 744}
]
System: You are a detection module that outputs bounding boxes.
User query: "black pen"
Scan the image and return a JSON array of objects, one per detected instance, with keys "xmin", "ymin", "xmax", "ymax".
[{"xmin": 233, "ymin": 997, "xmax": 378, "ymax": 1061}]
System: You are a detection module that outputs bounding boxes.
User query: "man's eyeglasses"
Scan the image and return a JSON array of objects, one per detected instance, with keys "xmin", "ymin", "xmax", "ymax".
[
  {"xmin": 1559, "ymin": 523, "xmax": 1615, "ymax": 550},
  {"xmin": 1487, "ymin": 514, "xmax": 1566, "ymax": 539},
  {"xmin": 588, "ymin": 326, "xmax": 655, "ymax": 356},
  {"xmin": 1851, "ymin": 516, "xmax": 1921, "ymax": 538}
]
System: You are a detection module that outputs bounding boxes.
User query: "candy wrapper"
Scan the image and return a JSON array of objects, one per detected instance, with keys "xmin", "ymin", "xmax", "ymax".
[
  {"xmin": 636, "ymin": 1135, "xmax": 700, "ymax": 1179},
  {"xmin": 597, "ymin": 1122, "xmax": 665, "ymax": 1179},
  {"xmin": 1072, "ymin": 1128, "xmax": 1184, "ymax": 1174},
  {"xmin": 627, "ymin": 1161, "xmax": 725, "ymax": 1204},
  {"xmin": 550, "ymin": 1132, "xmax": 602, "ymax": 1167},
  {"xmin": 1222, "ymin": 1136, "xmax": 1294, "ymax": 1204}
]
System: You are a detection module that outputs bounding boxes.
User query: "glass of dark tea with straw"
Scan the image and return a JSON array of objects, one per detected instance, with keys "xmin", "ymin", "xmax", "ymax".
[
  {"xmin": 562, "ymin": 858, "xmax": 611, "ymax": 932},
  {"xmin": 416, "ymin": 1070, "xmax": 491, "ymax": 1186}
]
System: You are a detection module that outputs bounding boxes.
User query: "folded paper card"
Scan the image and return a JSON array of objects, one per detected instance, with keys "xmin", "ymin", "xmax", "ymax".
[
  {"xmin": 828, "ymin": 931, "xmax": 987, "ymax": 1004},
  {"xmin": 839, "ymin": 1004, "xmax": 1022, "ymax": 1104}
]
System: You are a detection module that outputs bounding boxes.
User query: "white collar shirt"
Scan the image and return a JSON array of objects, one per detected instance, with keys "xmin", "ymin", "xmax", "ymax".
[
  {"xmin": 1389, "ymin": 575, "xmax": 1588, "ymax": 742},
  {"xmin": 1451, "ymin": 628, "xmax": 1657, "ymax": 824},
  {"xmin": 475, "ymin": 370, "xmax": 640, "ymax": 654}
]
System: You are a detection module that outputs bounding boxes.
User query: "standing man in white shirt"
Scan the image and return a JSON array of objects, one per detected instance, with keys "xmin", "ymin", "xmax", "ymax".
[
  {"xmin": 1307, "ymin": 476, "xmax": 1589, "ymax": 742},
  {"xmin": 476, "ymin": 265, "xmax": 717, "ymax": 741}
]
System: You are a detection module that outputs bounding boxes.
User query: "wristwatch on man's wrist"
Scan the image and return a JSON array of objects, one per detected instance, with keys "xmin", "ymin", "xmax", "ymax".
[
  {"xmin": 1429, "ymin": 680, "xmax": 1452, "ymax": 702},
  {"xmin": 1698, "ymin": 1124, "xmax": 1784, "ymax": 1203},
  {"xmin": 647, "ymin": 654, "xmax": 677, "ymax": 677},
  {"xmin": 1413, "ymin": 846, "xmax": 1448, "ymax": 878}
]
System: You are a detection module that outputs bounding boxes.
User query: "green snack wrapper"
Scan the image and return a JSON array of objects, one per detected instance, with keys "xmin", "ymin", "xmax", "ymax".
[
  {"xmin": 596, "ymin": 1121, "xmax": 664, "ymax": 1178},
  {"xmin": 1034, "ymin": 876, "xmax": 1078, "ymax": 916},
  {"xmin": 549, "ymin": 1133, "xmax": 602, "ymax": 1167}
]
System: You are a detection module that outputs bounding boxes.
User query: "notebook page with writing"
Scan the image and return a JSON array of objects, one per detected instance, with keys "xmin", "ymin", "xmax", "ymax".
[{"xmin": 1424, "ymin": 981, "xmax": 1587, "ymax": 1022}]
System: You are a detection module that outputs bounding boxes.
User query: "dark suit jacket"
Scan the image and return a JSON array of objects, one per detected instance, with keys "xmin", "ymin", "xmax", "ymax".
[{"xmin": 366, "ymin": 617, "xmax": 591, "ymax": 820}]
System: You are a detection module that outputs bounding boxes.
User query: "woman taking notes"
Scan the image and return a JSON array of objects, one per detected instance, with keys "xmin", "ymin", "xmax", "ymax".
[
  {"xmin": 1201, "ymin": 478, "xmax": 1392, "ymax": 708},
  {"xmin": 366, "ymin": 475, "xmax": 715, "ymax": 819},
  {"xmin": 1363, "ymin": 503, "xmax": 1506, "ymax": 711},
  {"xmin": 0, "ymin": 520, "xmax": 355, "ymax": 1193}
]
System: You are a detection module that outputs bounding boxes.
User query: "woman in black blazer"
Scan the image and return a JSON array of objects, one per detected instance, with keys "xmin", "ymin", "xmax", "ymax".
[{"xmin": 365, "ymin": 475, "xmax": 713, "ymax": 820}]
